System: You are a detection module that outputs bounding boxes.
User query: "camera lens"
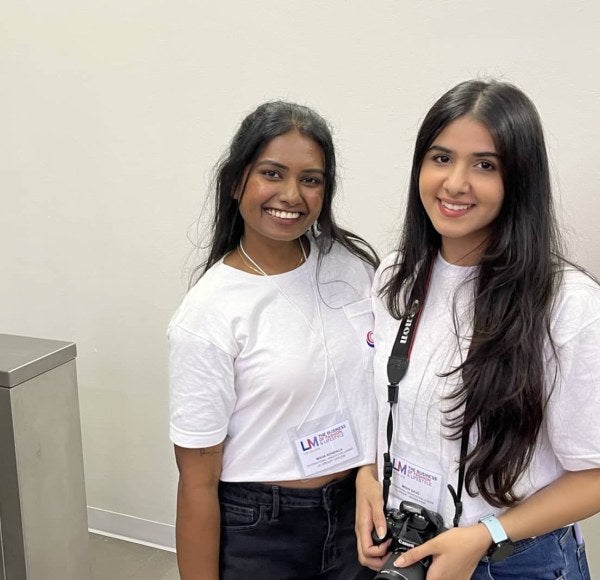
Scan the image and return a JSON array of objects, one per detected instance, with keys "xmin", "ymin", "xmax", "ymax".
[{"xmin": 373, "ymin": 554, "xmax": 425, "ymax": 580}]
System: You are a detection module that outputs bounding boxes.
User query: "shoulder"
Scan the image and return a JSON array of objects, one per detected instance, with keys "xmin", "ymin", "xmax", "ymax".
[
  {"xmin": 169, "ymin": 260, "xmax": 252, "ymax": 340},
  {"xmin": 373, "ymin": 251, "xmax": 401, "ymax": 293},
  {"xmin": 173, "ymin": 261, "xmax": 226, "ymax": 313},
  {"xmin": 553, "ymin": 267, "xmax": 600, "ymax": 316},
  {"xmin": 320, "ymin": 238, "xmax": 376, "ymax": 281},
  {"xmin": 378, "ymin": 251, "xmax": 400, "ymax": 272},
  {"xmin": 551, "ymin": 266, "xmax": 600, "ymax": 344},
  {"xmin": 310, "ymin": 238, "xmax": 375, "ymax": 306},
  {"xmin": 558, "ymin": 265, "xmax": 599, "ymax": 292}
]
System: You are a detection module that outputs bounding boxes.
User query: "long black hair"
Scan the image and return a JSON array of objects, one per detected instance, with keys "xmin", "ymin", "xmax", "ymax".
[
  {"xmin": 384, "ymin": 80, "xmax": 565, "ymax": 506},
  {"xmin": 191, "ymin": 101, "xmax": 378, "ymax": 285}
]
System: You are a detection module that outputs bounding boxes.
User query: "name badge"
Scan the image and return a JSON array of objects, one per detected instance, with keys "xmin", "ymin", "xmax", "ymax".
[
  {"xmin": 388, "ymin": 454, "xmax": 443, "ymax": 512},
  {"xmin": 292, "ymin": 420, "xmax": 359, "ymax": 478}
]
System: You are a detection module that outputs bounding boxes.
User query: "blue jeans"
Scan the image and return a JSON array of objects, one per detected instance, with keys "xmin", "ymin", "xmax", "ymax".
[
  {"xmin": 218, "ymin": 471, "xmax": 375, "ymax": 580},
  {"xmin": 471, "ymin": 525, "xmax": 591, "ymax": 580}
]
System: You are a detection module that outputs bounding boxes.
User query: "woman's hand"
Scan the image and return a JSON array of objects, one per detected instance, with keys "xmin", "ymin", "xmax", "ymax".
[
  {"xmin": 392, "ymin": 525, "xmax": 491, "ymax": 580},
  {"xmin": 355, "ymin": 465, "xmax": 392, "ymax": 570}
]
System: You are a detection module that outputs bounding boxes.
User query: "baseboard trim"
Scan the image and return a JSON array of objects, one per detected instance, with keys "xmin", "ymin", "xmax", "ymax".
[{"xmin": 87, "ymin": 507, "xmax": 176, "ymax": 552}]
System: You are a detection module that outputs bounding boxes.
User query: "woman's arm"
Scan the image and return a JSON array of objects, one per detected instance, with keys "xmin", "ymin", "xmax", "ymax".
[
  {"xmin": 355, "ymin": 464, "xmax": 392, "ymax": 570},
  {"xmin": 393, "ymin": 468, "xmax": 600, "ymax": 580},
  {"xmin": 175, "ymin": 443, "xmax": 224, "ymax": 580},
  {"xmin": 499, "ymin": 467, "xmax": 600, "ymax": 540}
]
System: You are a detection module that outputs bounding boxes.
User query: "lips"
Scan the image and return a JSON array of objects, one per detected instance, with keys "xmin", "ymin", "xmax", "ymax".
[
  {"xmin": 438, "ymin": 199, "xmax": 473, "ymax": 217},
  {"xmin": 265, "ymin": 208, "xmax": 303, "ymax": 219},
  {"xmin": 441, "ymin": 200, "xmax": 472, "ymax": 211}
]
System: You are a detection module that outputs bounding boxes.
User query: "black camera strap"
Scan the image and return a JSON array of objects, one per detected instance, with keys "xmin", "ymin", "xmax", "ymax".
[{"xmin": 383, "ymin": 257, "xmax": 469, "ymax": 528}]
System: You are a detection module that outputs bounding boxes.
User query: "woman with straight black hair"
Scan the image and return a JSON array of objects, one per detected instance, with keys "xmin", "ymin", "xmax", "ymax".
[
  {"xmin": 356, "ymin": 80, "xmax": 600, "ymax": 579},
  {"xmin": 169, "ymin": 101, "xmax": 378, "ymax": 579}
]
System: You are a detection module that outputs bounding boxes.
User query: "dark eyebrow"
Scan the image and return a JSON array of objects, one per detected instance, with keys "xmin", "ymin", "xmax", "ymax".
[
  {"xmin": 256, "ymin": 160, "xmax": 288, "ymax": 170},
  {"xmin": 428, "ymin": 145, "xmax": 500, "ymax": 158},
  {"xmin": 255, "ymin": 159, "xmax": 325, "ymax": 175}
]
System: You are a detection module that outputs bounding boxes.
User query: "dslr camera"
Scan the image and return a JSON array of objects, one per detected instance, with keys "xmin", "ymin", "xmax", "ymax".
[{"xmin": 371, "ymin": 500, "xmax": 445, "ymax": 580}]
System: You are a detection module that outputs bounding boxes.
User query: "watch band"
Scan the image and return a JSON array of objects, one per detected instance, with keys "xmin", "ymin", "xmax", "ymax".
[
  {"xmin": 479, "ymin": 514, "xmax": 514, "ymax": 561},
  {"xmin": 479, "ymin": 514, "xmax": 508, "ymax": 544}
]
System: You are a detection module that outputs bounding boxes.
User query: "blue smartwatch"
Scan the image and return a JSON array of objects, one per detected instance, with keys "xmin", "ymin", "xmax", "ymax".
[{"xmin": 479, "ymin": 514, "xmax": 515, "ymax": 561}]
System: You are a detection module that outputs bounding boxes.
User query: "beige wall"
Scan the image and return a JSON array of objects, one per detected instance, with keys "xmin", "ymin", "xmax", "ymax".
[
  {"xmin": 1, "ymin": 0, "xmax": 599, "ymax": 571},
  {"xmin": 581, "ymin": 516, "xmax": 600, "ymax": 574}
]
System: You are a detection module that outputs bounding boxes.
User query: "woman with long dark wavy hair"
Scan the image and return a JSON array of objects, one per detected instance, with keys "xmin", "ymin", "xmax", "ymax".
[
  {"xmin": 356, "ymin": 80, "xmax": 600, "ymax": 579},
  {"xmin": 169, "ymin": 101, "xmax": 378, "ymax": 579}
]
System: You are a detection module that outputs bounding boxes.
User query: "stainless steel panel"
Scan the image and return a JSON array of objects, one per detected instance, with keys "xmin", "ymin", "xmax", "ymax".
[
  {"xmin": 10, "ymin": 361, "xmax": 91, "ymax": 580},
  {"xmin": 0, "ymin": 387, "xmax": 26, "ymax": 580},
  {"xmin": 1, "ymin": 335, "xmax": 90, "ymax": 580},
  {"xmin": 0, "ymin": 334, "xmax": 76, "ymax": 388},
  {"xmin": 0, "ymin": 511, "xmax": 5, "ymax": 580}
]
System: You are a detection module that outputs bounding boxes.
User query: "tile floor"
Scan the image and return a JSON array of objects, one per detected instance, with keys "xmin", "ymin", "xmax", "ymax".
[{"xmin": 90, "ymin": 533, "xmax": 179, "ymax": 580}]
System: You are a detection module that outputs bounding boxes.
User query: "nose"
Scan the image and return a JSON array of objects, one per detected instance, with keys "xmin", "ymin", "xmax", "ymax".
[
  {"xmin": 443, "ymin": 164, "xmax": 470, "ymax": 197},
  {"xmin": 279, "ymin": 178, "xmax": 302, "ymax": 205}
]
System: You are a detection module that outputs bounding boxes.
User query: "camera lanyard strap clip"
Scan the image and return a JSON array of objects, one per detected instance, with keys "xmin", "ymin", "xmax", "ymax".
[{"xmin": 447, "ymin": 425, "xmax": 470, "ymax": 527}]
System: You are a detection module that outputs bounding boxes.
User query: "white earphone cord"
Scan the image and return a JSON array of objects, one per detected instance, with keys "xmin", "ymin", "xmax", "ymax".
[{"xmin": 238, "ymin": 239, "xmax": 344, "ymax": 428}]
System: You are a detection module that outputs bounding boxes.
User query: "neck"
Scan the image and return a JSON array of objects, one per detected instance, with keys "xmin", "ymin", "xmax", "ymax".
[
  {"xmin": 239, "ymin": 236, "xmax": 307, "ymax": 275},
  {"xmin": 441, "ymin": 237, "xmax": 487, "ymax": 267}
]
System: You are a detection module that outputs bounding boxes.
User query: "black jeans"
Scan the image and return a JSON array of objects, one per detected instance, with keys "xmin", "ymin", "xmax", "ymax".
[{"xmin": 218, "ymin": 470, "xmax": 375, "ymax": 580}]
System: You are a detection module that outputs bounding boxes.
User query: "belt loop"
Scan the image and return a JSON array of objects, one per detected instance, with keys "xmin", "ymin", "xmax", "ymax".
[
  {"xmin": 573, "ymin": 522, "xmax": 584, "ymax": 547},
  {"xmin": 270, "ymin": 485, "xmax": 280, "ymax": 522}
]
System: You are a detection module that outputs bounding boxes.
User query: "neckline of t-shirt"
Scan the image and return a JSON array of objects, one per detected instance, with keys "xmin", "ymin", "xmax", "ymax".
[{"xmin": 219, "ymin": 236, "xmax": 317, "ymax": 282}]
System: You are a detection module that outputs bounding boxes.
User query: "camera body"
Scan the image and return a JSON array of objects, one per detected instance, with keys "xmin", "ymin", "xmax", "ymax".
[{"xmin": 372, "ymin": 500, "xmax": 445, "ymax": 580}]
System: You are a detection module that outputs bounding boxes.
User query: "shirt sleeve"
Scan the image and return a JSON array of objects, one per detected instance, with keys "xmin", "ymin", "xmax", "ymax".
[
  {"xmin": 545, "ymin": 274, "xmax": 600, "ymax": 470},
  {"xmin": 168, "ymin": 323, "xmax": 236, "ymax": 448}
]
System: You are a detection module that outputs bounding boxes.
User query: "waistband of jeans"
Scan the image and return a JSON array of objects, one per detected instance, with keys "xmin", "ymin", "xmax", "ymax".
[
  {"xmin": 519, "ymin": 524, "xmax": 573, "ymax": 546},
  {"xmin": 218, "ymin": 469, "xmax": 357, "ymax": 507}
]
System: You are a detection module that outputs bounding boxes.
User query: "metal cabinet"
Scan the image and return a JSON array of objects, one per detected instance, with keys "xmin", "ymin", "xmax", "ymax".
[{"xmin": 0, "ymin": 334, "xmax": 90, "ymax": 580}]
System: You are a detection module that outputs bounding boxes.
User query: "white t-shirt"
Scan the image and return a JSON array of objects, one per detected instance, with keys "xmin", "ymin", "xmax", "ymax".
[
  {"xmin": 373, "ymin": 252, "xmax": 600, "ymax": 526},
  {"xmin": 169, "ymin": 237, "xmax": 377, "ymax": 482}
]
